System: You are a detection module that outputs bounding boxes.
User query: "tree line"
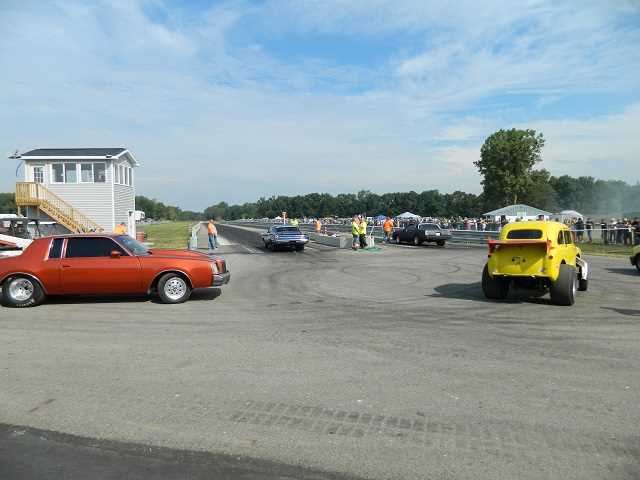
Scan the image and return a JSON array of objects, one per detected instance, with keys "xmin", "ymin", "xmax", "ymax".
[
  {"xmin": 134, "ymin": 196, "xmax": 202, "ymax": 221},
  {"xmin": 202, "ymin": 177, "xmax": 640, "ymax": 221}
]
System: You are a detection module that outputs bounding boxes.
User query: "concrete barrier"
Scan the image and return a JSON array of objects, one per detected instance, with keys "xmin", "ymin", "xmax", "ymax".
[
  {"xmin": 216, "ymin": 224, "xmax": 265, "ymax": 248},
  {"xmin": 307, "ymin": 232, "xmax": 351, "ymax": 249}
]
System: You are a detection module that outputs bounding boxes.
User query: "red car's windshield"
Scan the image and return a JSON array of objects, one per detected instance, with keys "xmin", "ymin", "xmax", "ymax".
[{"xmin": 116, "ymin": 235, "xmax": 150, "ymax": 256}]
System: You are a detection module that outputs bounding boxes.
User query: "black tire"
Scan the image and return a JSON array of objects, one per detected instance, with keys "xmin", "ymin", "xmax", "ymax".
[
  {"xmin": 1, "ymin": 275, "xmax": 45, "ymax": 308},
  {"xmin": 157, "ymin": 273, "xmax": 192, "ymax": 304},
  {"xmin": 550, "ymin": 264, "xmax": 577, "ymax": 306},
  {"xmin": 635, "ymin": 255, "xmax": 640, "ymax": 273},
  {"xmin": 413, "ymin": 236, "xmax": 420, "ymax": 246},
  {"xmin": 578, "ymin": 278, "xmax": 588, "ymax": 292},
  {"xmin": 481, "ymin": 265, "xmax": 509, "ymax": 300},
  {"xmin": 437, "ymin": 240, "xmax": 445, "ymax": 247},
  {"xmin": 295, "ymin": 245, "xmax": 305, "ymax": 251}
]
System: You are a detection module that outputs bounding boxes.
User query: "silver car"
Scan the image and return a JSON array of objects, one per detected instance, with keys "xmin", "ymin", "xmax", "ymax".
[{"xmin": 262, "ymin": 225, "xmax": 309, "ymax": 251}]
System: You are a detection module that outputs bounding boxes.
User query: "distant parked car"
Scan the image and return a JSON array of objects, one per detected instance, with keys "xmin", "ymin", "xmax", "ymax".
[
  {"xmin": 392, "ymin": 223, "xmax": 451, "ymax": 246},
  {"xmin": 262, "ymin": 225, "xmax": 309, "ymax": 251},
  {"xmin": 0, "ymin": 234, "xmax": 230, "ymax": 307}
]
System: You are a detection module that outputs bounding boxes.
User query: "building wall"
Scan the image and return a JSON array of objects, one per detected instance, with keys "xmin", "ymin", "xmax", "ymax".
[
  {"xmin": 22, "ymin": 157, "xmax": 137, "ymax": 233},
  {"xmin": 114, "ymin": 183, "xmax": 135, "ymax": 229},
  {"xmin": 112, "ymin": 158, "xmax": 136, "ymax": 235},
  {"xmin": 23, "ymin": 160, "xmax": 113, "ymax": 230}
]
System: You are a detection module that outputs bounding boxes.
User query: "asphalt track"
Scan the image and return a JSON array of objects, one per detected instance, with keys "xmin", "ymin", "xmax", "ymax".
[{"xmin": 1, "ymin": 225, "xmax": 639, "ymax": 480}]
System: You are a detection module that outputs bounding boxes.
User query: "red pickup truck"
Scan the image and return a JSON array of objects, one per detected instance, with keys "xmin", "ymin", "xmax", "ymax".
[{"xmin": 0, "ymin": 234, "xmax": 230, "ymax": 307}]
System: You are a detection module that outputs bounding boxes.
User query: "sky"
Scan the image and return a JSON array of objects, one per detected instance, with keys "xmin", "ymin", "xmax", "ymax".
[{"xmin": 1, "ymin": 0, "xmax": 639, "ymax": 210}]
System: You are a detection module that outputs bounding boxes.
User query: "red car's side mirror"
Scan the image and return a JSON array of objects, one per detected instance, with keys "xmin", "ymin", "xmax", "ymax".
[{"xmin": 110, "ymin": 250, "xmax": 121, "ymax": 259}]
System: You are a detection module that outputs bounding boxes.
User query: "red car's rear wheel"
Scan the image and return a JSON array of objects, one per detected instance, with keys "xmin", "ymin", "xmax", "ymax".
[{"xmin": 2, "ymin": 275, "xmax": 45, "ymax": 308}]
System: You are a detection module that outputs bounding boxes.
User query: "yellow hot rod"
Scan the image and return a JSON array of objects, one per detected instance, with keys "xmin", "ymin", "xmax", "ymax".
[{"xmin": 482, "ymin": 221, "xmax": 588, "ymax": 306}]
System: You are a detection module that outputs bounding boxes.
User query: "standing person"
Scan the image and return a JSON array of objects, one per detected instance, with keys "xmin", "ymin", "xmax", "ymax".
[
  {"xmin": 383, "ymin": 216, "xmax": 394, "ymax": 243},
  {"xmin": 615, "ymin": 218, "xmax": 624, "ymax": 245},
  {"xmin": 314, "ymin": 218, "xmax": 322, "ymax": 234},
  {"xmin": 632, "ymin": 217, "xmax": 640, "ymax": 245},
  {"xmin": 585, "ymin": 218, "xmax": 593, "ymax": 243},
  {"xmin": 114, "ymin": 222, "xmax": 127, "ymax": 235},
  {"xmin": 600, "ymin": 218, "xmax": 608, "ymax": 244},
  {"xmin": 207, "ymin": 219, "xmax": 218, "ymax": 253},
  {"xmin": 623, "ymin": 219, "xmax": 632, "ymax": 246},
  {"xmin": 358, "ymin": 215, "xmax": 368, "ymax": 249},
  {"xmin": 575, "ymin": 217, "xmax": 584, "ymax": 242},
  {"xmin": 609, "ymin": 218, "xmax": 617, "ymax": 244},
  {"xmin": 351, "ymin": 216, "xmax": 360, "ymax": 250}
]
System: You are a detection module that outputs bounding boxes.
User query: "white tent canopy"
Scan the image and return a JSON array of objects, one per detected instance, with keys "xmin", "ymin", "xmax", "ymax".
[
  {"xmin": 396, "ymin": 212, "xmax": 420, "ymax": 219},
  {"xmin": 557, "ymin": 210, "xmax": 583, "ymax": 218}
]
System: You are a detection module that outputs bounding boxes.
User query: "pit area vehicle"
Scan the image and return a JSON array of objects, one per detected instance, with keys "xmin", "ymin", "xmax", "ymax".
[
  {"xmin": 0, "ymin": 234, "xmax": 230, "ymax": 307},
  {"xmin": 392, "ymin": 223, "xmax": 451, "ymax": 246},
  {"xmin": 482, "ymin": 221, "xmax": 588, "ymax": 306},
  {"xmin": 631, "ymin": 245, "xmax": 640, "ymax": 273},
  {"xmin": 262, "ymin": 225, "xmax": 309, "ymax": 251}
]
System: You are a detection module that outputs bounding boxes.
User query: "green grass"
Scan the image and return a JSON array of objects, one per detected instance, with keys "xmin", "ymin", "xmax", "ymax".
[
  {"xmin": 578, "ymin": 241, "xmax": 634, "ymax": 257},
  {"xmin": 137, "ymin": 221, "xmax": 196, "ymax": 249}
]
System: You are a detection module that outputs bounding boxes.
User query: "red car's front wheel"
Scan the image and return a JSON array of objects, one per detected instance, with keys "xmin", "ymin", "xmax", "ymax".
[{"xmin": 157, "ymin": 273, "xmax": 192, "ymax": 304}]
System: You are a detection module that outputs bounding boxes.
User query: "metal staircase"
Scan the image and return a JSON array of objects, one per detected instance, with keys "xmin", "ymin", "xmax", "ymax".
[{"xmin": 15, "ymin": 182, "xmax": 103, "ymax": 233}]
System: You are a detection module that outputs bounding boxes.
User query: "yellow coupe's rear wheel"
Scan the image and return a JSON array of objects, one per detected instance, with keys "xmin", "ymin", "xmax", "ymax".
[{"xmin": 481, "ymin": 265, "xmax": 509, "ymax": 300}]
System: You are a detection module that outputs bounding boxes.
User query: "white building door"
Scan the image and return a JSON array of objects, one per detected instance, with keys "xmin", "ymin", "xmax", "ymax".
[{"xmin": 30, "ymin": 165, "xmax": 45, "ymax": 183}]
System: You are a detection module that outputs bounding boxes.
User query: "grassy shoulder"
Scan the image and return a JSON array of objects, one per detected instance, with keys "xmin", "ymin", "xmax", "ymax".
[
  {"xmin": 137, "ymin": 221, "xmax": 197, "ymax": 249},
  {"xmin": 578, "ymin": 241, "xmax": 634, "ymax": 257}
]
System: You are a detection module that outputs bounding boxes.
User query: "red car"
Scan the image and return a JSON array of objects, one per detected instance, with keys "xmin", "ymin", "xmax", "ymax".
[{"xmin": 0, "ymin": 234, "xmax": 230, "ymax": 307}]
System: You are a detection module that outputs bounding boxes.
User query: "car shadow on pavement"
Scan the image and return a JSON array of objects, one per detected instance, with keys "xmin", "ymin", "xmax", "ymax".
[
  {"xmin": 605, "ymin": 267, "xmax": 638, "ymax": 277},
  {"xmin": 601, "ymin": 307, "xmax": 640, "ymax": 316},
  {"xmin": 429, "ymin": 282, "xmax": 551, "ymax": 305}
]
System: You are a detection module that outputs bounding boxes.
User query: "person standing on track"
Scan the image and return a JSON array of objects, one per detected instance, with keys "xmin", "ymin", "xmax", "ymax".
[
  {"xmin": 351, "ymin": 216, "xmax": 360, "ymax": 250},
  {"xmin": 383, "ymin": 216, "xmax": 394, "ymax": 243},
  {"xmin": 358, "ymin": 215, "xmax": 368, "ymax": 249},
  {"xmin": 207, "ymin": 219, "xmax": 218, "ymax": 253}
]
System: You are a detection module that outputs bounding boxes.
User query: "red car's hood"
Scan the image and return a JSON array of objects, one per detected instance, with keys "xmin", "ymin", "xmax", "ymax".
[{"xmin": 147, "ymin": 249, "xmax": 217, "ymax": 261}]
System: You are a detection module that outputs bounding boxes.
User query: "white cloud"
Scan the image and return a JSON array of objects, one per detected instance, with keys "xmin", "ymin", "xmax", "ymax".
[{"xmin": 523, "ymin": 103, "xmax": 640, "ymax": 181}]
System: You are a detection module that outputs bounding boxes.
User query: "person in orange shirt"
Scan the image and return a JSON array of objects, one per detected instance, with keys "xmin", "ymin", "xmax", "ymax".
[
  {"xmin": 114, "ymin": 222, "xmax": 127, "ymax": 235},
  {"xmin": 315, "ymin": 218, "xmax": 322, "ymax": 234},
  {"xmin": 207, "ymin": 219, "xmax": 218, "ymax": 253},
  {"xmin": 382, "ymin": 217, "xmax": 394, "ymax": 243}
]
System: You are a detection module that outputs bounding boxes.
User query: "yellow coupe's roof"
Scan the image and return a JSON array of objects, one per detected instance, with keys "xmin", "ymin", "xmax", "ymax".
[{"xmin": 500, "ymin": 220, "xmax": 567, "ymax": 240}]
